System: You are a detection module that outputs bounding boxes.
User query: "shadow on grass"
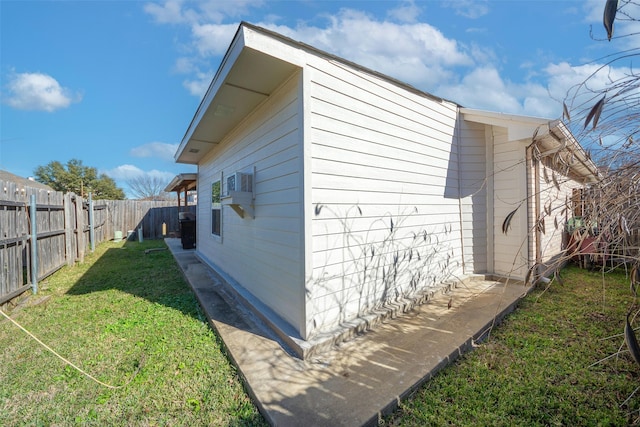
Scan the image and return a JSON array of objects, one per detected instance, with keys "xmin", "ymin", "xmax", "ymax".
[
  {"xmin": 54, "ymin": 239, "xmax": 268, "ymax": 426},
  {"xmin": 65, "ymin": 239, "xmax": 201, "ymax": 320}
]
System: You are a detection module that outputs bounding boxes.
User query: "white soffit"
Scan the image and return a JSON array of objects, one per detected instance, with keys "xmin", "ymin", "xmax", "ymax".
[
  {"xmin": 176, "ymin": 27, "xmax": 300, "ymax": 164},
  {"xmin": 460, "ymin": 107, "xmax": 548, "ymax": 141}
]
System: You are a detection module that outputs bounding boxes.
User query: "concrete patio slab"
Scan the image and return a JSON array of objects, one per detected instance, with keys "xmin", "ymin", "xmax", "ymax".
[{"xmin": 165, "ymin": 238, "xmax": 529, "ymax": 426}]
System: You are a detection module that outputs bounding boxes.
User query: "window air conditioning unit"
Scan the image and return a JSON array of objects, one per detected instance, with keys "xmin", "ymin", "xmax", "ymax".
[
  {"xmin": 223, "ymin": 170, "xmax": 255, "ymax": 219},
  {"xmin": 226, "ymin": 172, "xmax": 253, "ymax": 194}
]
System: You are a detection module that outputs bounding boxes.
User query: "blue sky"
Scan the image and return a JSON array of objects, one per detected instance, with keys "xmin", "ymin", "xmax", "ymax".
[{"xmin": 0, "ymin": 0, "xmax": 629, "ymax": 197}]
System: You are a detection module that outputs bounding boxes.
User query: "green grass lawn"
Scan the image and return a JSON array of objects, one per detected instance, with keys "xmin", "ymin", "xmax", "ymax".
[
  {"xmin": 3, "ymin": 241, "xmax": 640, "ymax": 426},
  {"xmin": 385, "ymin": 266, "xmax": 640, "ymax": 426},
  {"xmin": 0, "ymin": 240, "xmax": 265, "ymax": 427}
]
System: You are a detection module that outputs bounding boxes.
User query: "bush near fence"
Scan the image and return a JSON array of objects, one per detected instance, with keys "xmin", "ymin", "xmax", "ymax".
[{"xmin": 0, "ymin": 178, "xmax": 195, "ymax": 307}]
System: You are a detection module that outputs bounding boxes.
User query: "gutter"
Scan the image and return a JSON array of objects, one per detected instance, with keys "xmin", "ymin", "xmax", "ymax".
[{"xmin": 547, "ymin": 121, "xmax": 600, "ymax": 184}]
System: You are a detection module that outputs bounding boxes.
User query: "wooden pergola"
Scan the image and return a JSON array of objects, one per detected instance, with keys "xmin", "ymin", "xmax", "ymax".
[{"xmin": 165, "ymin": 173, "xmax": 197, "ymax": 210}]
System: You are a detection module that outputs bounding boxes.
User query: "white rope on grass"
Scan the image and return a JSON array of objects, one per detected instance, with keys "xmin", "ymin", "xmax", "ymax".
[{"xmin": 0, "ymin": 308, "xmax": 142, "ymax": 389}]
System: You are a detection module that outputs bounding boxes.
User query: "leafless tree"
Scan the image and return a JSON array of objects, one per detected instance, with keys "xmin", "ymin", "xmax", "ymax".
[
  {"xmin": 127, "ymin": 175, "xmax": 172, "ymax": 201},
  {"xmin": 547, "ymin": 0, "xmax": 640, "ymax": 408},
  {"xmin": 554, "ymin": 0, "xmax": 640, "ymax": 267}
]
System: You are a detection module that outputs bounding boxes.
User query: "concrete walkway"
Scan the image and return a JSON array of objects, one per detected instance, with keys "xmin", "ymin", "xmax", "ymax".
[{"xmin": 165, "ymin": 238, "xmax": 529, "ymax": 426}]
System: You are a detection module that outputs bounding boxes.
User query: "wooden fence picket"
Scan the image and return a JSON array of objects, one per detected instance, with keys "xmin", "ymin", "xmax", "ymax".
[{"xmin": 1, "ymin": 178, "xmax": 194, "ymax": 307}]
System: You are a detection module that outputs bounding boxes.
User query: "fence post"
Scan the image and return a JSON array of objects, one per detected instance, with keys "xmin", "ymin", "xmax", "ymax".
[
  {"xmin": 89, "ymin": 192, "xmax": 95, "ymax": 252},
  {"xmin": 29, "ymin": 194, "xmax": 38, "ymax": 294},
  {"xmin": 63, "ymin": 193, "xmax": 74, "ymax": 266},
  {"xmin": 75, "ymin": 195, "xmax": 85, "ymax": 263}
]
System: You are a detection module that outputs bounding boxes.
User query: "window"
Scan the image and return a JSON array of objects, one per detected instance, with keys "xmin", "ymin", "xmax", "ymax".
[
  {"xmin": 212, "ymin": 180, "xmax": 221, "ymax": 236},
  {"xmin": 572, "ymin": 188, "xmax": 583, "ymax": 217}
]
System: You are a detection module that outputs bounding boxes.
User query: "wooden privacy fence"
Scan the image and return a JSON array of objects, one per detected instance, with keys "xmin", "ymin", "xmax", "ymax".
[
  {"xmin": 102, "ymin": 200, "xmax": 194, "ymax": 240},
  {"xmin": 1, "ymin": 178, "xmax": 195, "ymax": 306}
]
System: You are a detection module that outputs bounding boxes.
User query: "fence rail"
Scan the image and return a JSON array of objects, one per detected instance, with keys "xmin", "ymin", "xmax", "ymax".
[{"xmin": 1, "ymin": 178, "xmax": 195, "ymax": 306}]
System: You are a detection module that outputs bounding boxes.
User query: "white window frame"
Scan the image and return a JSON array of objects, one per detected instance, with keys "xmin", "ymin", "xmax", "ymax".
[{"xmin": 211, "ymin": 179, "xmax": 222, "ymax": 240}]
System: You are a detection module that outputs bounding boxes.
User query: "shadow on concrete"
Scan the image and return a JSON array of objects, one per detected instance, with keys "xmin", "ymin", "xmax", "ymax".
[
  {"xmin": 165, "ymin": 232, "xmax": 528, "ymax": 426},
  {"xmin": 240, "ymin": 280, "xmax": 525, "ymax": 426},
  {"xmin": 158, "ymin": 239, "xmax": 283, "ymax": 348}
]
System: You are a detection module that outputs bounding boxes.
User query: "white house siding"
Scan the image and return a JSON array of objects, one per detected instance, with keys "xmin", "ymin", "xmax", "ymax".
[
  {"xmin": 492, "ymin": 129, "xmax": 529, "ymax": 279},
  {"xmin": 304, "ymin": 57, "xmax": 465, "ymax": 337},
  {"xmin": 196, "ymin": 72, "xmax": 305, "ymax": 334},
  {"xmin": 537, "ymin": 159, "xmax": 579, "ymax": 263},
  {"xmin": 457, "ymin": 120, "xmax": 488, "ymax": 274}
]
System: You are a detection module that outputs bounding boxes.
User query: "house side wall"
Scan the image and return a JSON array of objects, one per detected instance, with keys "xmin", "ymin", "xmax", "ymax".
[
  {"xmin": 537, "ymin": 160, "xmax": 579, "ymax": 264},
  {"xmin": 305, "ymin": 57, "xmax": 465, "ymax": 337},
  {"xmin": 196, "ymin": 73, "xmax": 305, "ymax": 334},
  {"xmin": 457, "ymin": 120, "xmax": 488, "ymax": 274},
  {"xmin": 492, "ymin": 129, "xmax": 529, "ymax": 279}
]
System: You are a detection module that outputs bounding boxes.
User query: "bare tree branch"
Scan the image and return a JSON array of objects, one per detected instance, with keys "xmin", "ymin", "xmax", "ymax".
[{"xmin": 127, "ymin": 175, "xmax": 172, "ymax": 200}]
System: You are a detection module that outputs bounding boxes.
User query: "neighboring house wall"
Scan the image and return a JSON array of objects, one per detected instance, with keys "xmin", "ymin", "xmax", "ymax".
[
  {"xmin": 196, "ymin": 72, "xmax": 306, "ymax": 333},
  {"xmin": 305, "ymin": 54, "xmax": 465, "ymax": 337}
]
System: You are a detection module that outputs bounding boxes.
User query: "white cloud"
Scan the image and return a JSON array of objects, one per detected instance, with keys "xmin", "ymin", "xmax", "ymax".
[
  {"xmin": 291, "ymin": 9, "xmax": 471, "ymax": 67},
  {"xmin": 197, "ymin": 0, "xmax": 264, "ymax": 23},
  {"xmin": 143, "ymin": 0, "xmax": 190, "ymax": 24},
  {"xmin": 519, "ymin": 82, "xmax": 560, "ymax": 118},
  {"xmin": 444, "ymin": 0, "xmax": 490, "ymax": 19},
  {"xmin": 582, "ymin": 0, "xmax": 640, "ymax": 46},
  {"xmin": 544, "ymin": 62, "xmax": 640, "ymax": 127},
  {"xmin": 130, "ymin": 142, "xmax": 178, "ymax": 161},
  {"xmin": 387, "ymin": 1, "xmax": 422, "ymax": 23},
  {"xmin": 145, "ymin": 0, "xmax": 263, "ymax": 25},
  {"xmin": 583, "ymin": 0, "xmax": 609, "ymax": 24},
  {"xmin": 545, "ymin": 62, "xmax": 627, "ymax": 98},
  {"xmin": 435, "ymin": 65, "xmax": 567, "ymax": 119},
  {"xmin": 183, "ymin": 74, "xmax": 211, "ymax": 97},
  {"xmin": 173, "ymin": 56, "xmax": 197, "ymax": 74},
  {"xmin": 261, "ymin": 9, "xmax": 473, "ymax": 90},
  {"xmin": 438, "ymin": 66, "xmax": 524, "ymax": 113},
  {"xmin": 438, "ymin": 59, "xmax": 635, "ymax": 120},
  {"xmin": 466, "ymin": 27, "xmax": 487, "ymax": 34},
  {"xmin": 468, "ymin": 41, "xmax": 498, "ymax": 65},
  {"xmin": 146, "ymin": 0, "xmax": 634, "ymax": 120},
  {"xmin": 147, "ymin": 3, "xmax": 473, "ymax": 97},
  {"xmin": 191, "ymin": 23, "xmax": 238, "ymax": 56},
  {"xmin": 544, "ymin": 62, "xmax": 600, "ymax": 95},
  {"xmin": 104, "ymin": 164, "xmax": 145, "ymax": 180},
  {"xmin": 4, "ymin": 72, "xmax": 81, "ymax": 112},
  {"xmin": 173, "ymin": 56, "xmax": 214, "ymax": 97},
  {"xmin": 105, "ymin": 164, "xmax": 175, "ymax": 182}
]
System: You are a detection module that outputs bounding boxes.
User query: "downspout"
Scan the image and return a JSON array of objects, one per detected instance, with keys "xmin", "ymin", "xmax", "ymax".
[
  {"xmin": 486, "ymin": 127, "xmax": 495, "ymax": 276},
  {"xmin": 534, "ymin": 152, "xmax": 542, "ymax": 279},
  {"xmin": 455, "ymin": 110, "xmax": 466, "ymax": 275},
  {"xmin": 299, "ymin": 69, "xmax": 312, "ymax": 340},
  {"xmin": 525, "ymin": 142, "xmax": 542, "ymax": 284}
]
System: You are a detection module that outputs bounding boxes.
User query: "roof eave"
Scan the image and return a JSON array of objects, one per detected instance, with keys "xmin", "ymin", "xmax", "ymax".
[
  {"xmin": 165, "ymin": 173, "xmax": 198, "ymax": 193},
  {"xmin": 174, "ymin": 25, "xmax": 247, "ymax": 164},
  {"xmin": 173, "ymin": 23, "xmax": 302, "ymax": 165},
  {"xmin": 461, "ymin": 108, "xmax": 600, "ymax": 184},
  {"xmin": 545, "ymin": 120, "xmax": 601, "ymax": 184}
]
